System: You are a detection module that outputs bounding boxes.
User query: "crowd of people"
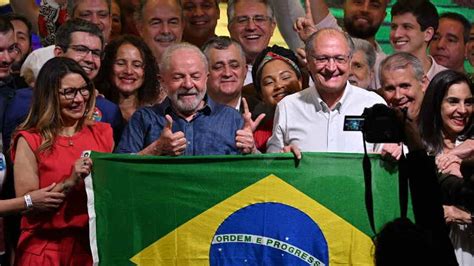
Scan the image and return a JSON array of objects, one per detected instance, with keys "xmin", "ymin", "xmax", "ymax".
[{"xmin": 0, "ymin": 0, "xmax": 472, "ymax": 265}]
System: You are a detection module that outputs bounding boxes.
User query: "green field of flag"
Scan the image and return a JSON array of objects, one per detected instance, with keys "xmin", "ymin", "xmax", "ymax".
[{"xmin": 86, "ymin": 152, "xmax": 410, "ymax": 265}]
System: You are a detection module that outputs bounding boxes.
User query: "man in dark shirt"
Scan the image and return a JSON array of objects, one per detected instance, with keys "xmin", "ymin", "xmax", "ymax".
[
  {"xmin": 116, "ymin": 43, "xmax": 257, "ymax": 155},
  {"xmin": 0, "ymin": 16, "xmax": 20, "ymax": 145}
]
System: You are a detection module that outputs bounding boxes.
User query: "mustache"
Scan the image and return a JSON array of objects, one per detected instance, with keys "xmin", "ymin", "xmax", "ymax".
[
  {"xmin": 154, "ymin": 34, "xmax": 175, "ymax": 42},
  {"xmin": 0, "ymin": 60, "xmax": 12, "ymax": 67},
  {"xmin": 177, "ymin": 88, "xmax": 199, "ymax": 95}
]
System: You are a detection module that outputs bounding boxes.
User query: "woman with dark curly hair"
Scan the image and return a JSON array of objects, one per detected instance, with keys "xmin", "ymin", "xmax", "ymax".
[
  {"xmin": 251, "ymin": 45, "xmax": 303, "ymax": 152},
  {"xmin": 95, "ymin": 35, "xmax": 161, "ymax": 121}
]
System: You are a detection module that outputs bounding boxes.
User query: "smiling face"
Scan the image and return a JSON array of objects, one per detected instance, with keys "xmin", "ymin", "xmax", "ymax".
[
  {"xmin": 343, "ymin": 0, "xmax": 387, "ymax": 40},
  {"xmin": 138, "ymin": 0, "xmax": 184, "ymax": 62},
  {"xmin": 182, "ymin": 0, "xmax": 219, "ymax": 43},
  {"xmin": 260, "ymin": 59, "xmax": 301, "ymax": 107},
  {"xmin": 441, "ymin": 82, "xmax": 473, "ymax": 138},
  {"xmin": 429, "ymin": 18, "xmax": 466, "ymax": 72},
  {"xmin": 381, "ymin": 66, "xmax": 427, "ymax": 118},
  {"xmin": 228, "ymin": 0, "xmax": 276, "ymax": 63},
  {"xmin": 10, "ymin": 19, "xmax": 31, "ymax": 66},
  {"xmin": 73, "ymin": 0, "xmax": 112, "ymax": 43},
  {"xmin": 161, "ymin": 48, "xmax": 208, "ymax": 116},
  {"xmin": 58, "ymin": 31, "xmax": 103, "ymax": 79},
  {"xmin": 59, "ymin": 73, "xmax": 90, "ymax": 125},
  {"xmin": 111, "ymin": 43, "xmax": 145, "ymax": 97},
  {"xmin": 390, "ymin": 13, "xmax": 432, "ymax": 56},
  {"xmin": 0, "ymin": 30, "xmax": 17, "ymax": 80},
  {"xmin": 307, "ymin": 31, "xmax": 351, "ymax": 97},
  {"xmin": 207, "ymin": 44, "xmax": 247, "ymax": 102}
]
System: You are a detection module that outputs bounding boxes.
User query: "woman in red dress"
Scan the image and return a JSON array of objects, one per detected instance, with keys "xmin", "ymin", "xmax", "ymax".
[
  {"xmin": 11, "ymin": 57, "xmax": 114, "ymax": 265},
  {"xmin": 251, "ymin": 45, "xmax": 304, "ymax": 152}
]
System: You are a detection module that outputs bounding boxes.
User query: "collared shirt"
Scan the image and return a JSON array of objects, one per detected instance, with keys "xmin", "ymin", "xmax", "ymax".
[
  {"xmin": 267, "ymin": 82, "xmax": 387, "ymax": 153},
  {"xmin": 116, "ymin": 96, "xmax": 244, "ymax": 155},
  {"xmin": 244, "ymin": 64, "xmax": 253, "ymax": 86},
  {"xmin": 316, "ymin": 13, "xmax": 386, "ymax": 90},
  {"xmin": 426, "ymin": 55, "xmax": 447, "ymax": 81}
]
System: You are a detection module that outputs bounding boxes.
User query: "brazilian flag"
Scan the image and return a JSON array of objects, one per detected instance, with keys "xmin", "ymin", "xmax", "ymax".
[{"xmin": 85, "ymin": 152, "xmax": 409, "ymax": 265}]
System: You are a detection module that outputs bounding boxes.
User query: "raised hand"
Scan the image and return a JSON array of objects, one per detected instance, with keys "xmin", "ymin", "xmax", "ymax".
[
  {"xmin": 236, "ymin": 98, "xmax": 265, "ymax": 154},
  {"xmin": 151, "ymin": 115, "xmax": 187, "ymax": 156},
  {"xmin": 293, "ymin": 0, "xmax": 317, "ymax": 43}
]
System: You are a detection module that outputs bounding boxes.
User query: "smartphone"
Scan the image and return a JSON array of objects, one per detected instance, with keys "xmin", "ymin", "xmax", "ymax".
[{"xmin": 343, "ymin": 116, "xmax": 365, "ymax": 131}]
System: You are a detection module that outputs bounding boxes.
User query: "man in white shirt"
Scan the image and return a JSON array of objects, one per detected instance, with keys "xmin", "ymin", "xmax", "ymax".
[{"xmin": 267, "ymin": 28, "xmax": 386, "ymax": 153}]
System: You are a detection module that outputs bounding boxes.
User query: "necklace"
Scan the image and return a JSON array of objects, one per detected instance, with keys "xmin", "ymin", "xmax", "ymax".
[
  {"xmin": 59, "ymin": 132, "xmax": 75, "ymax": 146},
  {"xmin": 67, "ymin": 137, "xmax": 74, "ymax": 146}
]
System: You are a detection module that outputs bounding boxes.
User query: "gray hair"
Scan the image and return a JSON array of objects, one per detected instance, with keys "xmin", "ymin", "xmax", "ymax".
[
  {"xmin": 379, "ymin": 52, "xmax": 425, "ymax": 84},
  {"xmin": 305, "ymin": 28, "xmax": 355, "ymax": 57},
  {"xmin": 159, "ymin": 42, "xmax": 209, "ymax": 74},
  {"xmin": 227, "ymin": 0, "xmax": 275, "ymax": 25},
  {"xmin": 67, "ymin": 0, "xmax": 112, "ymax": 18},
  {"xmin": 202, "ymin": 36, "xmax": 246, "ymax": 63},
  {"xmin": 352, "ymin": 38, "xmax": 376, "ymax": 69},
  {"xmin": 135, "ymin": 0, "xmax": 183, "ymax": 22}
]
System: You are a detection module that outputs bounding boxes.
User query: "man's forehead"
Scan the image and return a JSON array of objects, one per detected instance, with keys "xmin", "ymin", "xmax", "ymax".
[
  {"xmin": 75, "ymin": 0, "xmax": 109, "ymax": 12},
  {"xmin": 439, "ymin": 18, "xmax": 464, "ymax": 33},
  {"xmin": 234, "ymin": 1, "xmax": 268, "ymax": 15},
  {"xmin": 210, "ymin": 46, "xmax": 242, "ymax": 62},
  {"xmin": 313, "ymin": 32, "xmax": 349, "ymax": 53},
  {"xmin": 345, "ymin": 0, "xmax": 388, "ymax": 7},
  {"xmin": 10, "ymin": 20, "xmax": 29, "ymax": 32},
  {"xmin": 70, "ymin": 31, "xmax": 103, "ymax": 47},
  {"xmin": 0, "ymin": 31, "xmax": 15, "ymax": 47},
  {"xmin": 183, "ymin": 0, "xmax": 217, "ymax": 5},
  {"xmin": 382, "ymin": 67, "xmax": 418, "ymax": 84},
  {"xmin": 144, "ymin": 0, "xmax": 182, "ymax": 19}
]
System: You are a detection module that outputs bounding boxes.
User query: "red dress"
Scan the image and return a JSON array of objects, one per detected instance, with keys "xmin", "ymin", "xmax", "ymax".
[
  {"xmin": 254, "ymin": 117, "xmax": 274, "ymax": 153},
  {"xmin": 11, "ymin": 122, "xmax": 113, "ymax": 266}
]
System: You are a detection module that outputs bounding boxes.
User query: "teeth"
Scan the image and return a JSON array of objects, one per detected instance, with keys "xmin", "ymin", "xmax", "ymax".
[
  {"xmin": 395, "ymin": 40, "xmax": 408, "ymax": 45},
  {"xmin": 245, "ymin": 35, "xmax": 260, "ymax": 40},
  {"xmin": 82, "ymin": 66, "xmax": 93, "ymax": 73}
]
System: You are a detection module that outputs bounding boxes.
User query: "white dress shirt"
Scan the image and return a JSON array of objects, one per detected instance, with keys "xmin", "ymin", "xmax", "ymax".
[{"xmin": 267, "ymin": 82, "xmax": 387, "ymax": 153}]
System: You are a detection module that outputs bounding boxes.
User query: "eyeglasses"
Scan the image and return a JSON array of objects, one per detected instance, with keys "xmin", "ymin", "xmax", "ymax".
[
  {"xmin": 232, "ymin": 15, "xmax": 272, "ymax": 26},
  {"xmin": 66, "ymin": 45, "xmax": 103, "ymax": 59},
  {"xmin": 59, "ymin": 85, "xmax": 91, "ymax": 100},
  {"xmin": 310, "ymin": 54, "xmax": 351, "ymax": 66}
]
